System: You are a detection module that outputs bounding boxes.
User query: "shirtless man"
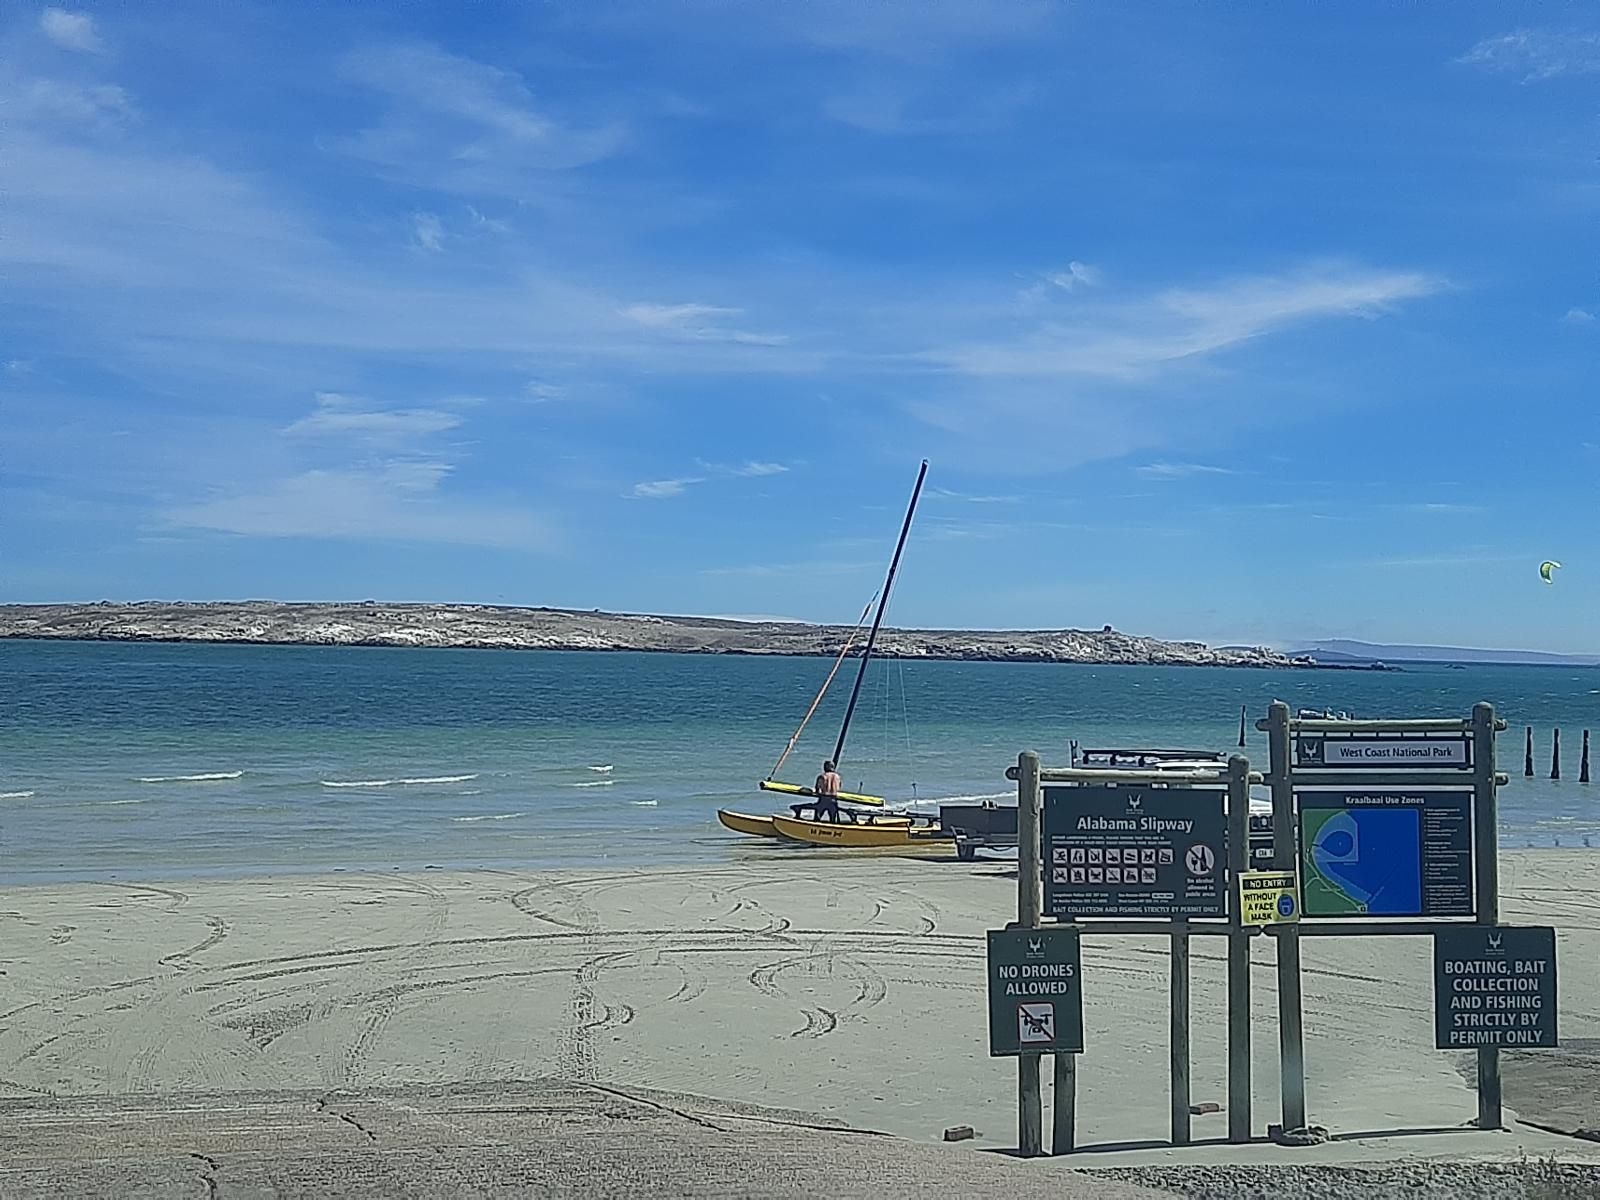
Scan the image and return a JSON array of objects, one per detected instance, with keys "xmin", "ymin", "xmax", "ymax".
[{"xmin": 813, "ymin": 760, "xmax": 843, "ymax": 823}]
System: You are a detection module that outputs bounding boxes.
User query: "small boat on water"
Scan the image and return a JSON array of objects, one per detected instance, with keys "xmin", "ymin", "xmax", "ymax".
[{"xmin": 719, "ymin": 461, "xmax": 934, "ymax": 844}]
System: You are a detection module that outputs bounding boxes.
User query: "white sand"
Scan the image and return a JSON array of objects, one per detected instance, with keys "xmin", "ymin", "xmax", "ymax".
[{"xmin": 0, "ymin": 850, "xmax": 1596, "ymax": 1165}]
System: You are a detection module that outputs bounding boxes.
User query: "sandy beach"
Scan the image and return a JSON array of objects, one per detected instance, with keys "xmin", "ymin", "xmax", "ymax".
[{"xmin": 1, "ymin": 847, "xmax": 1597, "ymax": 1188}]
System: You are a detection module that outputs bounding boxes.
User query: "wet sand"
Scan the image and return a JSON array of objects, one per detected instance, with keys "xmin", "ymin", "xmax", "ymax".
[{"xmin": 0, "ymin": 850, "xmax": 1596, "ymax": 1169}]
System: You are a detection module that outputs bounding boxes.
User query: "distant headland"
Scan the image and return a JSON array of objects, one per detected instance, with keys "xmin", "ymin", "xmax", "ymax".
[{"xmin": 0, "ymin": 600, "xmax": 1379, "ymax": 669}]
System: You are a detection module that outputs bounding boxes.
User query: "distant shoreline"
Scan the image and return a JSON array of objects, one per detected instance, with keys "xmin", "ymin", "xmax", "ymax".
[{"xmin": 0, "ymin": 601, "xmax": 1395, "ymax": 670}]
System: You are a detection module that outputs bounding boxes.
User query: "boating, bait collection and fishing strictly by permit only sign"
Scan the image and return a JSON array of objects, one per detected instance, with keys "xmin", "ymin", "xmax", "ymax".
[
  {"xmin": 986, "ymin": 926, "xmax": 1084, "ymax": 1056},
  {"xmin": 1042, "ymin": 785, "xmax": 1228, "ymax": 918},
  {"xmin": 1433, "ymin": 926, "xmax": 1558, "ymax": 1049}
]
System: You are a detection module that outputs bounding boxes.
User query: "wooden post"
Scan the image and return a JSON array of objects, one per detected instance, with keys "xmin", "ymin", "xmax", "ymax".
[
  {"xmin": 1052, "ymin": 1051, "xmax": 1076, "ymax": 1154},
  {"xmin": 1472, "ymin": 704, "xmax": 1503, "ymax": 1131},
  {"xmin": 1582, "ymin": 731, "xmax": 1590, "ymax": 784},
  {"xmin": 1551, "ymin": 728, "xmax": 1561, "ymax": 781},
  {"xmin": 1238, "ymin": 705, "xmax": 1247, "ymax": 748},
  {"xmin": 1226, "ymin": 755, "xmax": 1252, "ymax": 1144},
  {"xmin": 1525, "ymin": 727, "xmax": 1534, "ymax": 778},
  {"xmin": 1016, "ymin": 751, "xmax": 1044, "ymax": 1157},
  {"xmin": 1170, "ymin": 922, "xmax": 1191, "ymax": 1146},
  {"xmin": 1266, "ymin": 701, "xmax": 1308, "ymax": 1133}
]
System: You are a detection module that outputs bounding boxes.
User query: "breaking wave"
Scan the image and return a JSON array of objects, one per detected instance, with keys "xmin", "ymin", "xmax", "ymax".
[
  {"xmin": 452, "ymin": 811, "xmax": 526, "ymax": 823},
  {"xmin": 0, "ymin": 791, "xmax": 36, "ymax": 800},
  {"xmin": 321, "ymin": 774, "xmax": 479, "ymax": 789},
  {"xmin": 573, "ymin": 779, "xmax": 616, "ymax": 788},
  {"xmin": 137, "ymin": 771, "xmax": 244, "ymax": 783}
]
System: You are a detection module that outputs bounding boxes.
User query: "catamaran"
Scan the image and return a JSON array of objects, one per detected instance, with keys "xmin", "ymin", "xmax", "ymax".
[{"xmin": 717, "ymin": 460, "xmax": 945, "ymax": 849}]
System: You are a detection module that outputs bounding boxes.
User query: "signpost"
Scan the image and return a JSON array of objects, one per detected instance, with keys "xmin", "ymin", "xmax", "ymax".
[
  {"xmin": 1434, "ymin": 926, "xmax": 1558, "ymax": 1050},
  {"xmin": 1297, "ymin": 787, "xmax": 1474, "ymax": 918},
  {"xmin": 1238, "ymin": 870, "xmax": 1300, "ymax": 926},
  {"xmin": 987, "ymin": 927, "xmax": 1084, "ymax": 1056},
  {"xmin": 1042, "ymin": 785, "xmax": 1227, "ymax": 919}
]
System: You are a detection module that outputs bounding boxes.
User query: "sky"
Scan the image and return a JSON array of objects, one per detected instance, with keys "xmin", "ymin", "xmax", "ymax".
[{"xmin": 3, "ymin": 3, "xmax": 1598, "ymax": 651}]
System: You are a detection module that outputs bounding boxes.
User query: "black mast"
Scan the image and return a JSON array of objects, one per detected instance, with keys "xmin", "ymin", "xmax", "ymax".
[{"xmin": 831, "ymin": 459, "xmax": 928, "ymax": 768}]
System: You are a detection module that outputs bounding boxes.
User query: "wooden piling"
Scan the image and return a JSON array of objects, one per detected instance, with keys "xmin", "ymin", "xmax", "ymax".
[
  {"xmin": 1016, "ymin": 751, "xmax": 1043, "ymax": 1158},
  {"xmin": 1238, "ymin": 705, "xmax": 1247, "ymax": 748},
  {"xmin": 1583, "ymin": 731, "xmax": 1591, "ymax": 784},
  {"xmin": 1525, "ymin": 727, "xmax": 1534, "ymax": 778},
  {"xmin": 1552, "ymin": 729, "xmax": 1561, "ymax": 781}
]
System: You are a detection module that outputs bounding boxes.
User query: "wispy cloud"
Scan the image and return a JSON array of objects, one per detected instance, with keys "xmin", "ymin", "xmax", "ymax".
[
  {"xmin": 1564, "ymin": 307, "xmax": 1596, "ymax": 325},
  {"xmin": 1363, "ymin": 551, "xmax": 1524, "ymax": 569},
  {"xmin": 697, "ymin": 459, "xmax": 791, "ymax": 478},
  {"xmin": 929, "ymin": 487, "xmax": 1021, "ymax": 503},
  {"xmin": 628, "ymin": 477, "xmax": 703, "ymax": 499},
  {"xmin": 169, "ymin": 463, "xmax": 553, "ymax": 550},
  {"xmin": 40, "ymin": 8, "xmax": 104, "ymax": 54},
  {"xmin": 1458, "ymin": 30, "xmax": 1600, "ymax": 81},
  {"xmin": 702, "ymin": 559, "xmax": 876, "ymax": 578},
  {"xmin": 1138, "ymin": 462, "xmax": 1235, "ymax": 479},
  {"xmin": 412, "ymin": 212, "xmax": 445, "ymax": 252},
  {"xmin": 930, "ymin": 266, "xmax": 1439, "ymax": 379},
  {"xmin": 13, "ymin": 79, "xmax": 133, "ymax": 128},
  {"xmin": 620, "ymin": 302, "xmax": 788, "ymax": 346},
  {"xmin": 1397, "ymin": 502, "xmax": 1487, "ymax": 515},
  {"xmin": 283, "ymin": 393, "xmax": 462, "ymax": 447},
  {"xmin": 336, "ymin": 43, "xmax": 626, "ymax": 195},
  {"xmin": 1045, "ymin": 262, "xmax": 1100, "ymax": 291}
]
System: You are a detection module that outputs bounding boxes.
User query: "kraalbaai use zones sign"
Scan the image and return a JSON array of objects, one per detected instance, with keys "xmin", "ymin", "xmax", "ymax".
[
  {"xmin": 1297, "ymin": 788, "xmax": 1475, "ymax": 918},
  {"xmin": 1043, "ymin": 785, "xmax": 1227, "ymax": 918},
  {"xmin": 1434, "ymin": 926, "xmax": 1558, "ymax": 1049},
  {"xmin": 987, "ymin": 926, "xmax": 1084, "ymax": 1056}
]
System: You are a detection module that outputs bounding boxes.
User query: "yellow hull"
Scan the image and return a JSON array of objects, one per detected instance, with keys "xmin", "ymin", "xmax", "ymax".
[
  {"xmin": 760, "ymin": 779, "xmax": 884, "ymax": 808},
  {"xmin": 718, "ymin": 809, "xmax": 781, "ymax": 838},
  {"xmin": 770, "ymin": 813, "xmax": 944, "ymax": 848}
]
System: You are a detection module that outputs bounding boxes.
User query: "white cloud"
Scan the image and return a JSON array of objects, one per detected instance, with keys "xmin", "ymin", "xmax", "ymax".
[
  {"xmin": 1137, "ymin": 462, "xmax": 1235, "ymax": 479},
  {"xmin": 13, "ymin": 79, "xmax": 132, "ymax": 127},
  {"xmin": 702, "ymin": 559, "xmax": 876, "ymax": 577},
  {"xmin": 620, "ymin": 302, "xmax": 788, "ymax": 346},
  {"xmin": 283, "ymin": 393, "xmax": 462, "ymax": 446},
  {"xmin": 1564, "ymin": 307, "xmax": 1595, "ymax": 324},
  {"xmin": 337, "ymin": 43, "xmax": 626, "ymax": 195},
  {"xmin": 1458, "ymin": 30, "xmax": 1600, "ymax": 81},
  {"xmin": 1046, "ymin": 262, "xmax": 1100, "ymax": 291},
  {"xmin": 413, "ymin": 212, "xmax": 445, "ymax": 252},
  {"xmin": 40, "ymin": 8, "xmax": 103, "ymax": 53},
  {"xmin": 730, "ymin": 461, "xmax": 788, "ymax": 477},
  {"xmin": 525, "ymin": 381, "xmax": 565, "ymax": 402},
  {"xmin": 169, "ymin": 463, "xmax": 553, "ymax": 550},
  {"xmin": 932, "ymin": 266, "xmax": 1439, "ymax": 379},
  {"xmin": 628, "ymin": 477, "xmax": 702, "ymax": 499}
]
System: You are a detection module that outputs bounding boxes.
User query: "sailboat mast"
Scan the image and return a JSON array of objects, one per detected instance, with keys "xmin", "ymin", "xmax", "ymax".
[{"xmin": 832, "ymin": 459, "xmax": 928, "ymax": 768}]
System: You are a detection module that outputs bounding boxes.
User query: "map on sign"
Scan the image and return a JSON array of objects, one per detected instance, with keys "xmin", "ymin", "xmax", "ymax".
[
  {"xmin": 1298, "ymin": 788, "xmax": 1474, "ymax": 918},
  {"xmin": 1303, "ymin": 806, "xmax": 1420, "ymax": 915}
]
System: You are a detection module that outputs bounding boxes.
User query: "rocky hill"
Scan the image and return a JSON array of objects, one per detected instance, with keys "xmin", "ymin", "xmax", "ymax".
[{"xmin": 0, "ymin": 601, "xmax": 1302, "ymax": 667}]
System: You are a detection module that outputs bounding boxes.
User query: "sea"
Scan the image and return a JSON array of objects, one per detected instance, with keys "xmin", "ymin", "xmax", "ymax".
[{"xmin": 4, "ymin": 639, "xmax": 1599, "ymax": 884}]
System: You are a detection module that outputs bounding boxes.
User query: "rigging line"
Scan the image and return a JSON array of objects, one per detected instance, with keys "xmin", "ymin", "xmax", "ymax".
[
  {"xmin": 767, "ymin": 591, "xmax": 878, "ymax": 780},
  {"xmin": 898, "ymin": 655, "xmax": 915, "ymax": 795}
]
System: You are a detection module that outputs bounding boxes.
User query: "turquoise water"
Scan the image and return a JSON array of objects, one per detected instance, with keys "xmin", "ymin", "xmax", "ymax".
[{"xmin": 4, "ymin": 639, "xmax": 1599, "ymax": 882}]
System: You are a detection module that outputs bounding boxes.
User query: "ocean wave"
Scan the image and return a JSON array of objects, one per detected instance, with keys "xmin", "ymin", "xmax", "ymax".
[
  {"xmin": 573, "ymin": 779, "xmax": 615, "ymax": 788},
  {"xmin": 588, "ymin": 764, "xmax": 614, "ymax": 774},
  {"xmin": 631, "ymin": 799, "xmax": 659, "ymax": 807},
  {"xmin": 137, "ymin": 771, "xmax": 244, "ymax": 783},
  {"xmin": 452, "ymin": 811, "xmax": 526, "ymax": 823},
  {"xmin": 105, "ymin": 798, "xmax": 150, "ymax": 806},
  {"xmin": 0, "ymin": 791, "xmax": 35, "ymax": 800},
  {"xmin": 321, "ymin": 774, "xmax": 480, "ymax": 789},
  {"xmin": 917, "ymin": 791, "xmax": 1012, "ymax": 804}
]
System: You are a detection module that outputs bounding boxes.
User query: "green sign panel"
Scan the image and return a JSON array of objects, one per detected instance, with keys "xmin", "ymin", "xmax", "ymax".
[{"xmin": 986, "ymin": 926, "xmax": 1084, "ymax": 1057}]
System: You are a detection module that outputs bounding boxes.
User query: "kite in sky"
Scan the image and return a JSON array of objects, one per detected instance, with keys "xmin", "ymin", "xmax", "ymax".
[{"xmin": 1540, "ymin": 560, "xmax": 1562, "ymax": 584}]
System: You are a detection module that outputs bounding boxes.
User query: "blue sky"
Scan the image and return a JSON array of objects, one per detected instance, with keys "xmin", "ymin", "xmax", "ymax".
[{"xmin": 4, "ymin": 3, "xmax": 1597, "ymax": 650}]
